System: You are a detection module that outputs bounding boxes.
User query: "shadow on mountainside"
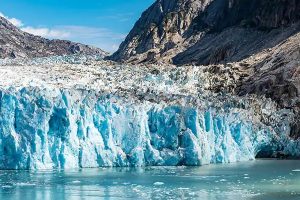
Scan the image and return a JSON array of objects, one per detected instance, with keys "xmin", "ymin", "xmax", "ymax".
[{"xmin": 173, "ymin": 0, "xmax": 300, "ymax": 65}]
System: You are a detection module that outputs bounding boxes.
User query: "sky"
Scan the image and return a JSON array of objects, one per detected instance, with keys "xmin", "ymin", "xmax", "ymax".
[{"xmin": 0, "ymin": 0, "xmax": 154, "ymax": 52}]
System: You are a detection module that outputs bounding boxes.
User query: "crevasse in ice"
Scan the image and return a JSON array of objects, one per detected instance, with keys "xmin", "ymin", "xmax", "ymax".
[{"xmin": 0, "ymin": 87, "xmax": 298, "ymax": 170}]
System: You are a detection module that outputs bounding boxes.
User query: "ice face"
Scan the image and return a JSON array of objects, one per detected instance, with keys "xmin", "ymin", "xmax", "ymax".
[
  {"xmin": 0, "ymin": 56, "xmax": 298, "ymax": 169},
  {"xmin": 0, "ymin": 87, "xmax": 297, "ymax": 170}
]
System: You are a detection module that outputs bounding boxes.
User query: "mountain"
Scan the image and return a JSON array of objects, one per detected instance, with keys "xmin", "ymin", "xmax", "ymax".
[
  {"xmin": 0, "ymin": 0, "xmax": 299, "ymax": 169},
  {"xmin": 109, "ymin": 0, "xmax": 211, "ymax": 64},
  {"xmin": 110, "ymin": 0, "xmax": 300, "ymax": 65},
  {"xmin": 0, "ymin": 16, "xmax": 107, "ymax": 59},
  {"xmin": 110, "ymin": 0, "xmax": 300, "ymax": 139}
]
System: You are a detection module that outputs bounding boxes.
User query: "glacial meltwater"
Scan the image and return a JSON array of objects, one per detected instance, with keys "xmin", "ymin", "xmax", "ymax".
[{"xmin": 0, "ymin": 160, "xmax": 299, "ymax": 200}]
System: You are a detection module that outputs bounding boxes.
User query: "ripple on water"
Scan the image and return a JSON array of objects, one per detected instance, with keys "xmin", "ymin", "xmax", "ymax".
[
  {"xmin": 0, "ymin": 160, "xmax": 299, "ymax": 200},
  {"xmin": 15, "ymin": 182, "xmax": 36, "ymax": 186}
]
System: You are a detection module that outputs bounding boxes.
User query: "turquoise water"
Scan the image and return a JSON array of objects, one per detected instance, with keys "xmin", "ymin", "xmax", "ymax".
[{"xmin": 0, "ymin": 160, "xmax": 299, "ymax": 200}]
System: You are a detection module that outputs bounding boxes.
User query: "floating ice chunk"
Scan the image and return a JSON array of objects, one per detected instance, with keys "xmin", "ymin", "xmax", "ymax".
[
  {"xmin": 2, "ymin": 185, "xmax": 13, "ymax": 188},
  {"xmin": 153, "ymin": 182, "xmax": 165, "ymax": 186},
  {"xmin": 71, "ymin": 180, "xmax": 81, "ymax": 184},
  {"xmin": 178, "ymin": 187, "xmax": 190, "ymax": 190},
  {"xmin": 15, "ymin": 182, "xmax": 36, "ymax": 186}
]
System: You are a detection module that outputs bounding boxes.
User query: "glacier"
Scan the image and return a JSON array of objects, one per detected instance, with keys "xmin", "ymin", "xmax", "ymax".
[
  {"xmin": 0, "ymin": 87, "xmax": 298, "ymax": 170},
  {"xmin": 0, "ymin": 57, "xmax": 299, "ymax": 169}
]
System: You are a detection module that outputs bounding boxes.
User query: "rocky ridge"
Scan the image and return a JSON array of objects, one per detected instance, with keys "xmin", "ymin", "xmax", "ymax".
[
  {"xmin": 110, "ymin": 0, "xmax": 300, "ymax": 65},
  {"xmin": 0, "ymin": 16, "xmax": 107, "ymax": 59},
  {"xmin": 109, "ymin": 0, "xmax": 212, "ymax": 63}
]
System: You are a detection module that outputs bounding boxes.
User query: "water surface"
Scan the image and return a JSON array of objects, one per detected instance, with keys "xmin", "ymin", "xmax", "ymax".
[{"xmin": 0, "ymin": 160, "xmax": 299, "ymax": 200}]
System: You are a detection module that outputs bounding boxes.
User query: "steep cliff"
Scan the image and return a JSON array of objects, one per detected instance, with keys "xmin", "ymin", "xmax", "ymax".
[
  {"xmin": 174, "ymin": 0, "xmax": 300, "ymax": 65},
  {"xmin": 0, "ymin": 17, "xmax": 106, "ymax": 59},
  {"xmin": 109, "ymin": 0, "xmax": 212, "ymax": 63},
  {"xmin": 110, "ymin": 0, "xmax": 300, "ymax": 65}
]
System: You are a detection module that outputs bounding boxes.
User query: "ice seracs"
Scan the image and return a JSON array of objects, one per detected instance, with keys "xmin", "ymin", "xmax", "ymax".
[{"xmin": 0, "ymin": 56, "xmax": 299, "ymax": 169}]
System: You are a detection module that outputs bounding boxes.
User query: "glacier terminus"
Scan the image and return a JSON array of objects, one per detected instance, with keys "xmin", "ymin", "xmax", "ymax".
[{"xmin": 0, "ymin": 56, "xmax": 299, "ymax": 169}]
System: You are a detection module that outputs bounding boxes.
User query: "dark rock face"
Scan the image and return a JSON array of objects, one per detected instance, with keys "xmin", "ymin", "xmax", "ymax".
[
  {"xmin": 194, "ymin": 0, "xmax": 300, "ymax": 32},
  {"xmin": 0, "ymin": 17, "xmax": 106, "ymax": 59},
  {"xmin": 174, "ymin": 0, "xmax": 300, "ymax": 65}
]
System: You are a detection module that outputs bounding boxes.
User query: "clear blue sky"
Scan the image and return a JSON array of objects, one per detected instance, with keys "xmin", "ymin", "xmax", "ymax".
[{"xmin": 1, "ymin": 0, "xmax": 154, "ymax": 52}]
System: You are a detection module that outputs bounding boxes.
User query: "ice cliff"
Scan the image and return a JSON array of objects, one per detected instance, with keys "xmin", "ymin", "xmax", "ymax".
[{"xmin": 0, "ymin": 57, "xmax": 299, "ymax": 169}]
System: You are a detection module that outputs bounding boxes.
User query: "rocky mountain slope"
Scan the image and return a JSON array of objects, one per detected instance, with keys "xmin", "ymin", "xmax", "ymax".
[
  {"xmin": 0, "ymin": 16, "xmax": 107, "ymax": 59},
  {"xmin": 109, "ymin": 0, "xmax": 211, "ymax": 63},
  {"xmin": 109, "ymin": 0, "xmax": 300, "ymax": 139},
  {"xmin": 110, "ymin": 0, "xmax": 300, "ymax": 65}
]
